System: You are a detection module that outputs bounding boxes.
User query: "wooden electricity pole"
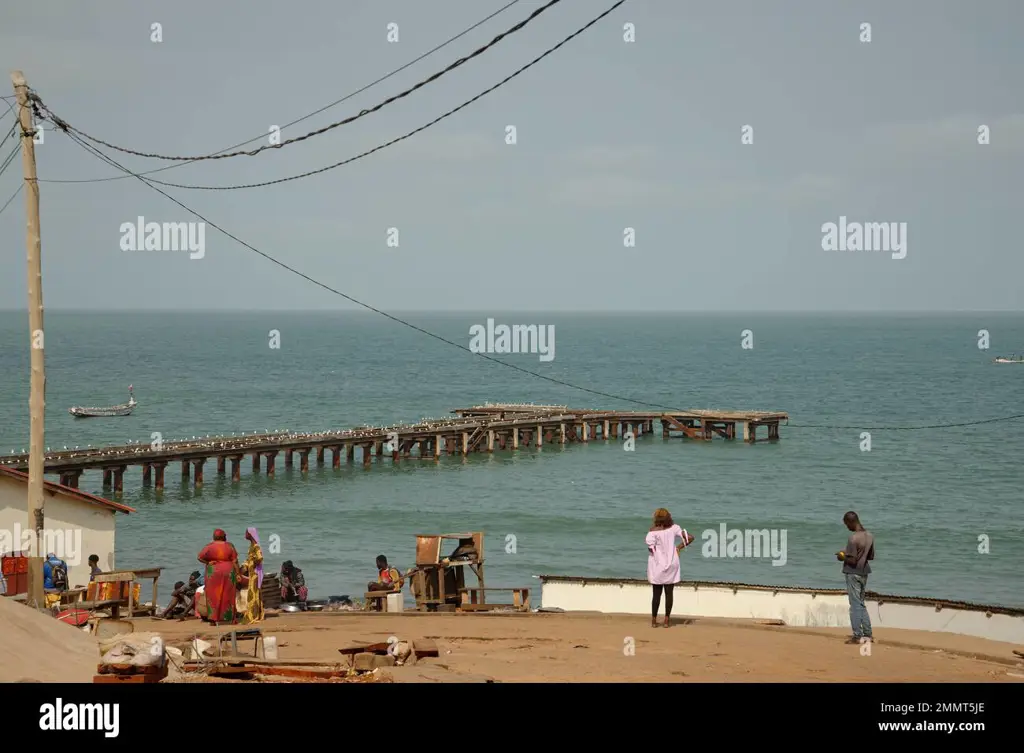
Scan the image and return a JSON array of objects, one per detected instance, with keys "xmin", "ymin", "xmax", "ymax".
[{"xmin": 11, "ymin": 70, "xmax": 46, "ymax": 609}]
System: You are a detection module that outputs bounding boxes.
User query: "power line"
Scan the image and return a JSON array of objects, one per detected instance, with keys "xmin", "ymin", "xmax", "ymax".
[
  {"xmin": 788, "ymin": 414, "xmax": 1024, "ymax": 430},
  {"xmin": 0, "ymin": 184, "xmax": 22, "ymax": 218},
  {"xmin": 39, "ymin": 0, "xmax": 630, "ymax": 192},
  {"xmin": 0, "ymin": 142, "xmax": 20, "ymax": 179},
  {"xmin": 41, "ymin": 0, "xmax": 560, "ymax": 165},
  {"xmin": 37, "ymin": 0, "xmax": 525, "ymax": 185},
  {"xmin": 61, "ymin": 127, "xmax": 667, "ymax": 410},
  {"xmin": 58, "ymin": 129, "xmax": 1024, "ymax": 434}
]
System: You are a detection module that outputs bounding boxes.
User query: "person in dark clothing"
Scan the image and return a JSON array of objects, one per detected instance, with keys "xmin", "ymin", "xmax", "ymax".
[
  {"xmin": 281, "ymin": 560, "xmax": 307, "ymax": 602},
  {"xmin": 88, "ymin": 554, "xmax": 102, "ymax": 581},
  {"xmin": 837, "ymin": 511, "xmax": 875, "ymax": 644},
  {"xmin": 163, "ymin": 572, "xmax": 202, "ymax": 619}
]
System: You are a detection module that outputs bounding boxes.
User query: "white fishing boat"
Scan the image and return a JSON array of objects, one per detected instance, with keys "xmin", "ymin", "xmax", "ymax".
[
  {"xmin": 993, "ymin": 355, "xmax": 1024, "ymax": 364},
  {"xmin": 69, "ymin": 385, "xmax": 137, "ymax": 417}
]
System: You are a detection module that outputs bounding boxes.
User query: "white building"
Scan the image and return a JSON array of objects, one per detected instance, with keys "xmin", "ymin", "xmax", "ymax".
[
  {"xmin": 0, "ymin": 467, "xmax": 134, "ymax": 589},
  {"xmin": 537, "ymin": 574, "xmax": 1024, "ymax": 644}
]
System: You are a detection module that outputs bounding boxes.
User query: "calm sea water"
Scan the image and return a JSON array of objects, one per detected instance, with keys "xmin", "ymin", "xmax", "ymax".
[{"xmin": 0, "ymin": 311, "xmax": 1021, "ymax": 608}]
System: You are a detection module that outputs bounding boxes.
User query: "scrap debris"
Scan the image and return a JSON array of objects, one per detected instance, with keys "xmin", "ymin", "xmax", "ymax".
[{"xmin": 338, "ymin": 638, "xmax": 439, "ymax": 670}]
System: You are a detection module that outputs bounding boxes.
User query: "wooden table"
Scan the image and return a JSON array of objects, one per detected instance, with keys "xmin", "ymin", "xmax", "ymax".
[{"xmin": 91, "ymin": 568, "xmax": 162, "ymax": 617}]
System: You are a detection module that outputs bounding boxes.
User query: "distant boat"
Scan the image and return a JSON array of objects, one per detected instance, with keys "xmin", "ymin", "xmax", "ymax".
[
  {"xmin": 993, "ymin": 355, "xmax": 1024, "ymax": 364},
  {"xmin": 69, "ymin": 385, "xmax": 137, "ymax": 418}
]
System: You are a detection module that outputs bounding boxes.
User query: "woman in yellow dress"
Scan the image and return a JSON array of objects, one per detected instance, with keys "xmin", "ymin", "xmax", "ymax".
[{"xmin": 242, "ymin": 527, "xmax": 264, "ymax": 623}]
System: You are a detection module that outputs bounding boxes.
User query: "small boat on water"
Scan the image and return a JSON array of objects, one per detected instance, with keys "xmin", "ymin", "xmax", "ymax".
[
  {"xmin": 69, "ymin": 385, "xmax": 137, "ymax": 418},
  {"xmin": 993, "ymin": 355, "xmax": 1024, "ymax": 364}
]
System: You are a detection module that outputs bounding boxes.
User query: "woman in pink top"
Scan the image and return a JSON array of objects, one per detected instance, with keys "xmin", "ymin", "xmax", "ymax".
[{"xmin": 645, "ymin": 508, "xmax": 693, "ymax": 627}]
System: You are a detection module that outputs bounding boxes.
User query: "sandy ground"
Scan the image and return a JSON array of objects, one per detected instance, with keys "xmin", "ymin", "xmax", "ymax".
[
  {"xmin": 0, "ymin": 596, "xmax": 98, "ymax": 683},
  {"xmin": 3, "ymin": 596, "xmax": 1022, "ymax": 682},
  {"xmin": 143, "ymin": 611, "xmax": 1024, "ymax": 683}
]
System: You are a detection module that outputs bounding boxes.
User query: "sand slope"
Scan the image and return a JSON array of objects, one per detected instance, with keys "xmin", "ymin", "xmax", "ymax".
[{"xmin": 0, "ymin": 598, "xmax": 98, "ymax": 683}]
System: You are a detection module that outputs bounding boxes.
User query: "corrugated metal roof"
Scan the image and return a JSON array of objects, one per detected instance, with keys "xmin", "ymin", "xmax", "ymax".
[
  {"xmin": 536, "ymin": 574, "xmax": 1024, "ymax": 617},
  {"xmin": 0, "ymin": 466, "xmax": 135, "ymax": 513}
]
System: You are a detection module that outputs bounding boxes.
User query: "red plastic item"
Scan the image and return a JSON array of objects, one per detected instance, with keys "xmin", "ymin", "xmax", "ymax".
[{"xmin": 1, "ymin": 553, "xmax": 28, "ymax": 596}]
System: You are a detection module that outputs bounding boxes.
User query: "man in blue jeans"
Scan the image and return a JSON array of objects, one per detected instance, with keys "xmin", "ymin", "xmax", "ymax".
[{"xmin": 837, "ymin": 511, "xmax": 875, "ymax": 644}]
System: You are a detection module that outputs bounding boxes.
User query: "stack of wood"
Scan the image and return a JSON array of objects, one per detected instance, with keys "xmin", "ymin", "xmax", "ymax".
[
  {"xmin": 94, "ymin": 662, "xmax": 168, "ymax": 684},
  {"xmin": 261, "ymin": 573, "xmax": 282, "ymax": 611}
]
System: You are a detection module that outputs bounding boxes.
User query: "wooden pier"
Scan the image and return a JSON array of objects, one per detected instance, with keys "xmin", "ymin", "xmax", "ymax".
[{"xmin": 0, "ymin": 403, "xmax": 787, "ymax": 493}]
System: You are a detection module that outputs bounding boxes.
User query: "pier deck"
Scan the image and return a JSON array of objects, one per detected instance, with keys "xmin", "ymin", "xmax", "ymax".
[{"xmin": 0, "ymin": 403, "xmax": 787, "ymax": 493}]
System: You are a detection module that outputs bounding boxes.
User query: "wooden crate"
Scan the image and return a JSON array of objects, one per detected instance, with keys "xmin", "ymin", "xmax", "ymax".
[{"xmin": 94, "ymin": 663, "xmax": 167, "ymax": 683}]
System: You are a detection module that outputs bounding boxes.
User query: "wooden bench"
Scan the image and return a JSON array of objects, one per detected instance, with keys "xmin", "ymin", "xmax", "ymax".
[
  {"xmin": 363, "ymin": 591, "xmax": 397, "ymax": 612},
  {"xmin": 458, "ymin": 587, "xmax": 530, "ymax": 612}
]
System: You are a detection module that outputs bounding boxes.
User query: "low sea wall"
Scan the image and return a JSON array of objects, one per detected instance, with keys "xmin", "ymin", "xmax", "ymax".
[{"xmin": 537, "ymin": 575, "xmax": 1024, "ymax": 644}]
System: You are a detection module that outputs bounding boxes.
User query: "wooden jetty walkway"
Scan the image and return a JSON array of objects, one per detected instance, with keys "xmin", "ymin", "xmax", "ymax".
[{"xmin": 0, "ymin": 403, "xmax": 788, "ymax": 494}]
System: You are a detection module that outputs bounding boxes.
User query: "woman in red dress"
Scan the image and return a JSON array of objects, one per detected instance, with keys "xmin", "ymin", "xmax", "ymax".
[{"xmin": 197, "ymin": 529, "xmax": 240, "ymax": 626}]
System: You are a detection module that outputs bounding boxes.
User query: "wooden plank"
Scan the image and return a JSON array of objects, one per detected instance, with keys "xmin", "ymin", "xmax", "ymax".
[
  {"xmin": 411, "ymin": 639, "xmax": 439, "ymax": 657},
  {"xmin": 337, "ymin": 642, "xmax": 391, "ymax": 656},
  {"xmin": 254, "ymin": 665, "xmax": 351, "ymax": 680}
]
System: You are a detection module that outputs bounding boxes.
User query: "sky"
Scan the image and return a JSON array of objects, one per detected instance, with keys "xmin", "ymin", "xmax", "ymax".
[{"xmin": 1, "ymin": 0, "xmax": 1022, "ymax": 312}]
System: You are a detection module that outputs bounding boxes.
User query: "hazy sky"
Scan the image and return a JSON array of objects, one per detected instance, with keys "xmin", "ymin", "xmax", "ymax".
[{"xmin": 1, "ymin": 0, "xmax": 1022, "ymax": 311}]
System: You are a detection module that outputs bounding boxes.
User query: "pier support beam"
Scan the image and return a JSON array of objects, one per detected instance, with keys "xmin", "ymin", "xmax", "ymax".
[
  {"xmin": 743, "ymin": 422, "xmax": 752, "ymax": 443},
  {"xmin": 768, "ymin": 423, "xmax": 779, "ymax": 441},
  {"xmin": 153, "ymin": 462, "xmax": 167, "ymax": 490},
  {"xmin": 582, "ymin": 423, "xmax": 589, "ymax": 442},
  {"xmin": 182, "ymin": 461, "xmax": 190, "ymax": 481},
  {"xmin": 60, "ymin": 470, "xmax": 82, "ymax": 488},
  {"xmin": 299, "ymin": 450, "xmax": 310, "ymax": 473},
  {"xmin": 512, "ymin": 429, "xmax": 519, "ymax": 450},
  {"xmin": 332, "ymin": 446, "xmax": 342, "ymax": 468},
  {"xmin": 363, "ymin": 444, "xmax": 372, "ymax": 466},
  {"xmin": 560, "ymin": 423, "xmax": 566, "ymax": 444},
  {"xmin": 347, "ymin": 445, "xmax": 355, "ymax": 462},
  {"xmin": 461, "ymin": 432, "xmax": 468, "ymax": 455},
  {"xmin": 536, "ymin": 425, "xmax": 542, "ymax": 447},
  {"xmin": 603, "ymin": 420, "xmax": 609, "ymax": 440},
  {"xmin": 252, "ymin": 453, "xmax": 260, "ymax": 473},
  {"xmin": 102, "ymin": 469, "xmax": 112, "ymax": 487},
  {"xmin": 230, "ymin": 456, "xmax": 242, "ymax": 482},
  {"xmin": 316, "ymin": 446, "xmax": 325, "ymax": 465},
  {"xmin": 192, "ymin": 459, "xmax": 205, "ymax": 488},
  {"xmin": 487, "ymin": 430, "xmax": 495, "ymax": 452},
  {"xmin": 435, "ymin": 435, "xmax": 442, "ymax": 458},
  {"xmin": 142, "ymin": 464, "xmax": 151, "ymax": 485},
  {"xmin": 285, "ymin": 450, "xmax": 293, "ymax": 468},
  {"xmin": 217, "ymin": 456, "xmax": 226, "ymax": 474},
  {"xmin": 265, "ymin": 451, "xmax": 277, "ymax": 476},
  {"xmin": 113, "ymin": 466, "xmax": 125, "ymax": 493}
]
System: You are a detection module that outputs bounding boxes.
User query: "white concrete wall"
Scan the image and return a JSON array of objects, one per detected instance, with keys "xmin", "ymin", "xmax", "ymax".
[
  {"xmin": 540, "ymin": 579, "xmax": 1024, "ymax": 644},
  {"xmin": 0, "ymin": 476, "xmax": 117, "ymax": 590}
]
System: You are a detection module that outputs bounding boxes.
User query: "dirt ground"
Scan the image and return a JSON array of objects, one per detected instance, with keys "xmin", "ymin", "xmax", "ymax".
[
  {"xmin": 0, "ymin": 595, "xmax": 98, "ymax": 683},
  {"xmin": 143, "ymin": 610, "xmax": 1024, "ymax": 683}
]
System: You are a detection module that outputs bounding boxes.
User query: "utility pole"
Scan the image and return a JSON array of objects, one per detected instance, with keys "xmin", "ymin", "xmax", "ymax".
[{"xmin": 11, "ymin": 70, "xmax": 46, "ymax": 609}]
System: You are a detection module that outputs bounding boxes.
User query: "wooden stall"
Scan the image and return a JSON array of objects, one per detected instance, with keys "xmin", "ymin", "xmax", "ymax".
[
  {"xmin": 411, "ymin": 532, "xmax": 484, "ymax": 612},
  {"xmin": 80, "ymin": 568, "xmax": 162, "ymax": 617}
]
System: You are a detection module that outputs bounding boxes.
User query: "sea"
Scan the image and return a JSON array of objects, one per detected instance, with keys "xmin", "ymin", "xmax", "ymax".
[{"xmin": 0, "ymin": 311, "xmax": 1021, "ymax": 608}]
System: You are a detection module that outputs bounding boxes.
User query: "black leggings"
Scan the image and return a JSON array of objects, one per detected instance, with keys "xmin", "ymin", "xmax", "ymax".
[{"xmin": 652, "ymin": 584, "xmax": 674, "ymax": 619}]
